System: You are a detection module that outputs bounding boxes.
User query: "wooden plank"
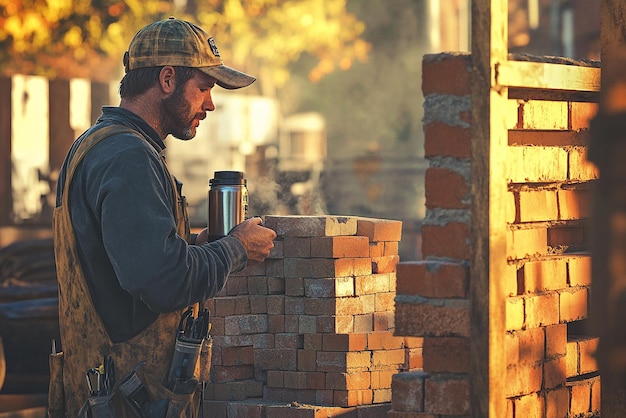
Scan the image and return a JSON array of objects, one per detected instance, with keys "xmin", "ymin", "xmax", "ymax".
[
  {"xmin": 498, "ymin": 61, "xmax": 600, "ymax": 92},
  {"xmin": 0, "ymin": 78, "xmax": 11, "ymax": 226},
  {"xmin": 470, "ymin": 0, "xmax": 508, "ymax": 416}
]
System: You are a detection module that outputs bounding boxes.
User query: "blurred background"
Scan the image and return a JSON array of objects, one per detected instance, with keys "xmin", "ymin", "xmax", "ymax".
[{"xmin": 0, "ymin": 0, "xmax": 600, "ymax": 261}]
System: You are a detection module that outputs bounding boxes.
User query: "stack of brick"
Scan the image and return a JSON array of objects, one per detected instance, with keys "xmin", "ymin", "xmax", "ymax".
[
  {"xmin": 391, "ymin": 52, "xmax": 600, "ymax": 417},
  {"xmin": 202, "ymin": 215, "xmax": 422, "ymax": 418}
]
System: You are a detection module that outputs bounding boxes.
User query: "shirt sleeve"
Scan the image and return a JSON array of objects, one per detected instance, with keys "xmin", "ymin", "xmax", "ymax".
[{"xmin": 85, "ymin": 141, "xmax": 247, "ymax": 313}]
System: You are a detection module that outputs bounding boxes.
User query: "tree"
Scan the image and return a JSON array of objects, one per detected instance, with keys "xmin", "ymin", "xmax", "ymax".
[{"xmin": 0, "ymin": 0, "xmax": 369, "ymax": 91}]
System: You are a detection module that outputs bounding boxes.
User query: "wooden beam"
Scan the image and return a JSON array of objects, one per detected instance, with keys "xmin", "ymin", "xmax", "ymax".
[
  {"xmin": 498, "ymin": 61, "xmax": 601, "ymax": 92},
  {"xmin": 470, "ymin": 0, "xmax": 508, "ymax": 416}
]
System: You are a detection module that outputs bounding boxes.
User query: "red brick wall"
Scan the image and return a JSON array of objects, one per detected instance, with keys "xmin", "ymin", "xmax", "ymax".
[
  {"xmin": 391, "ymin": 52, "xmax": 599, "ymax": 417},
  {"xmin": 202, "ymin": 215, "xmax": 420, "ymax": 417}
]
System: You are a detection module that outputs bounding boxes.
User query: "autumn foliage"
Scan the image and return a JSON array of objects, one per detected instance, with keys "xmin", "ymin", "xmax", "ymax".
[{"xmin": 0, "ymin": 0, "xmax": 370, "ymax": 86}]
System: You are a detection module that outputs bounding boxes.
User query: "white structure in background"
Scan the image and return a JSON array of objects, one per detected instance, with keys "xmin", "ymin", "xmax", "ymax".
[
  {"xmin": 11, "ymin": 76, "xmax": 49, "ymax": 221},
  {"xmin": 165, "ymin": 90, "xmax": 280, "ymax": 225}
]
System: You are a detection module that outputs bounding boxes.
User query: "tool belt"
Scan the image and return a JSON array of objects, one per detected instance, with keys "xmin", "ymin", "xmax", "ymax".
[{"xmin": 49, "ymin": 308, "xmax": 213, "ymax": 418}]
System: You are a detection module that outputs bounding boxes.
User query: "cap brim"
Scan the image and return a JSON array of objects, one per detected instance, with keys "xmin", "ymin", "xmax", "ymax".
[{"xmin": 200, "ymin": 65, "xmax": 256, "ymax": 90}]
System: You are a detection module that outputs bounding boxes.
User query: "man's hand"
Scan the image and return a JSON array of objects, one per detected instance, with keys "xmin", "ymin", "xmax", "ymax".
[{"xmin": 228, "ymin": 217, "xmax": 277, "ymax": 263}]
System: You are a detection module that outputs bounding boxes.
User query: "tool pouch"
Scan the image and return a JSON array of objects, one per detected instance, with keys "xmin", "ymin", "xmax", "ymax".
[
  {"xmin": 77, "ymin": 395, "xmax": 116, "ymax": 418},
  {"xmin": 117, "ymin": 366, "xmax": 200, "ymax": 418},
  {"xmin": 47, "ymin": 351, "xmax": 65, "ymax": 418},
  {"xmin": 166, "ymin": 337, "xmax": 203, "ymax": 393}
]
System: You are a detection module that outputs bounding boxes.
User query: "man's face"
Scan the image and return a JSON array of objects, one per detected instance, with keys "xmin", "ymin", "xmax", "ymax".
[{"xmin": 160, "ymin": 70, "xmax": 216, "ymax": 140}]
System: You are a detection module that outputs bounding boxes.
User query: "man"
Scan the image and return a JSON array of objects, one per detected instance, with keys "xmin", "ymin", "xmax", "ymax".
[{"xmin": 51, "ymin": 17, "xmax": 276, "ymax": 417}]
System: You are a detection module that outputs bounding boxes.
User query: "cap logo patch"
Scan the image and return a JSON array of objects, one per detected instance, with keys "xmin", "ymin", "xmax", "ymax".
[{"xmin": 208, "ymin": 37, "xmax": 220, "ymax": 57}]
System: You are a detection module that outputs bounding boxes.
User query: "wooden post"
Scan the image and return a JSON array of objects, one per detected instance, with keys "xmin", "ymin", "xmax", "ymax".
[
  {"xmin": 48, "ymin": 79, "xmax": 74, "ymax": 173},
  {"xmin": 0, "ymin": 78, "xmax": 12, "ymax": 226},
  {"xmin": 470, "ymin": 0, "xmax": 508, "ymax": 416}
]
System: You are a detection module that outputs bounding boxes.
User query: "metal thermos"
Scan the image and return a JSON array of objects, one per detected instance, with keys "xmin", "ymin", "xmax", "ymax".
[{"xmin": 207, "ymin": 171, "xmax": 248, "ymax": 241}]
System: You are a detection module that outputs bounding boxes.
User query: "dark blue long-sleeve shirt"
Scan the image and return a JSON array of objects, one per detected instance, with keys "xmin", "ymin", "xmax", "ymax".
[{"xmin": 56, "ymin": 106, "xmax": 247, "ymax": 343}]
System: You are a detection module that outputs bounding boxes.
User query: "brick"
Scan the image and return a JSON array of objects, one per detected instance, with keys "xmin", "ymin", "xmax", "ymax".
[
  {"xmin": 591, "ymin": 376, "xmax": 601, "ymax": 413},
  {"xmin": 513, "ymin": 392, "xmax": 544, "ymax": 418},
  {"xmin": 264, "ymin": 215, "xmax": 357, "ymax": 237},
  {"xmin": 306, "ymin": 372, "xmax": 325, "ymax": 390},
  {"xmin": 545, "ymin": 387, "xmax": 570, "ymax": 418},
  {"xmin": 569, "ymin": 146, "xmax": 599, "ymax": 181},
  {"xmin": 508, "ymin": 190, "xmax": 517, "ymax": 224},
  {"xmin": 297, "ymin": 349, "xmax": 317, "ymax": 372},
  {"xmin": 384, "ymin": 241, "xmax": 399, "ymax": 256},
  {"xmin": 247, "ymin": 276, "xmax": 268, "ymax": 295},
  {"xmin": 312, "ymin": 257, "xmax": 372, "ymax": 278},
  {"xmin": 518, "ymin": 327, "xmax": 545, "ymax": 364},
  {"xmin": 421, "ymin": 223, "xmax": 470, "ymax": 260},
  {"xmin": 424, "ymin": 375, "xmax": 470, "ymax": 415},
  {"xmin": 547, "ymin": 225, "xmax": 585, "ymax": 247},
  {"xmin": 222, "ymin": 346, "xmax": 254, "ymax": 366},
  {"xmin": 323, "ymin": 333, "xmax": 367, "ymax": 352},
  {"xmin": 355, "ymin": 273, "xmax": 391, "ymax": 295},
  {"xmin": 298, "ymin": 315, "xmax": 317, "ymax": 334},
  {"xmin": 375, "ymin": 292, "xmax": 395, "ymax": 313},
  {"xmin": 267, "ymin": 276, "xmax": 285, "ymax": 294},
  {"xmin": 333, "ymin": 389, "xmax": 372, "ymax": 407},
  {"xmin": 304, "ymin": 334, "xmax": 322, "ymax": 350},
  {"xmin": 570, "ymin": 382, "xmax": 592, "ymax": 415},
  {"xmin": 373, "ymin": 311, "xmax": 394, "ymax": 331},
  {"xmin": 395, "ymin": 297, "xmax": 470, "ymax": 337},
  {"xmin": 391, "ymin": 371, "xmax": 426, "ymax": 412},
  {"xmin": 506, "ymin": 296, "xmax": 525, "ymax": 331},
  {"xmin": 505, "ymin": 332, "xmax": 519, "ymax": 368},
  {"xmin": 519, "ymin": 258, "xmax": 567, "ymax": 294},
  {"xmin": 568, "ymin": 255, "xmax": 591, "ymax": 286},
  {"xmin": 558, "ymin": 188, "xmax": 591, "ymax": 220},
  {"xmin": 507, "ymin": 227, "xmax": 548, "ymax": 260},
  {"xmin": 396, "ymin": 261, "xmax": 468, "ymax": 298},
  {"xmin": 544, "ymin": 355, "xmax": 567, "ymax": 389},
  {"xmin": 518, "ymin": 100, "xmax": 568, "ymax": 130},
  {"xmin": 559, "ymin": 287, "xmax": 588, "ymax": 322},
  {"xmin": 283, "ymin": 236, "xmax": 311, "ymax": 258},
  {"xmin": 424, "ymin": 121, "xmax": 471, "ymax": 159},
  {"xmin": 310, "ymin": 236, "xmax": 370, "ymax": 258},
  {"xmin": 266, "ymin": 295, "xmax": 285, "ymax": 315},
  {"xmin": 570, "ymin": 101, "xmax": 598, "ymax": 130},
  {"xmin": 506, "ymin": 362, "xmax": 543, "ymax": 397},
  {"xmin": 518, "ymin": 189, "xmax": 558, "ymax": 222},
  {"xmin": 353, "ymin": 313, "xmax": 374, "ymax": 333},
  {"xmin": 284, "ymin": 258, "xmax": 312, "ymax": 279},
  {"xmin": 304, "ymin": 277, "xmax": 354, "ymax": 298},
  {"xmin": 268, "ymin": 314, "xmax": 285, "ymax": 333},
  {"xmin": 422, "ymin": 53, "xmax": 471, "ymax": 96},
  {"xmin": 369, "ymin": 242, "xmax": 385, "ymax": 258},
  {"xmin": 371, "ymin": 349, "xmax": 405, "ymax": 368},
  {"xmin": 283, "ymin": 371, "xmax": 308, "ymax": 389},
  {"xmin": 254, "ymin": 349, "xmax": 297, "ymax": 371},
  {"xmin": 371, "ymin": 369, "xmax": 395, "ymax": 390},
  {"xmin": 326, "ymin": 371, "xmax": 371, "ymax": 390},
  {"xmin": 224, "ymin": 314, "xmax": 268, "ymax": 335},
  {"xmin": 212, "ymin": 365, "xmax": 254, "ymax": 382},
  {"xmin": 225, "ymin": 402, "xmax": 265, "ymax": 418},
  {"xmin": 214, "ymin": 297, "xmax": 236, "ymax": 317},
  {"xmin": 367, "ymin": 331, "xmax": 405, "ymax": 350},
  {"xmin": 275, "ymin": 333, "xmax": 303, "ymax": 349},
  {"xmin": 225, "ymin": 276, "xmax": 249, "ymax": 296},
  {"xmin": 422, "ymin": 337, "xmax": 469, "ymax": 373},
  {"xmin": 525, "ymin": 292, "xmax": 559, "ymax": 328},
  {"xmin": 507, "ymin": 146, "xmax": 568, "ymax": 183},
  {"xmin": 357, "ymin": 218, "xmax": 402, "ymax": 242},
  {"xmin": 336, "ymin": 294, "xmax": 376, "ymax": 315},
  {"xmin": 425, "ymin": 167, "xmax": 469, "ymax": 209},
  {"xmin": 545, "ymin": 324, "xmax": 567, "ymax": 357},
  {"xmin": 371, "ymin": 255, "xmax": 400, "ymax": 274},
  {"xmin": 566, "ymin": 339, "xmax": 579, "ymax": 377},
  {"xmin": 233, "ymin": 296, "xmax": 251, "ymax": 315},
  {"xmin": 267, "ymin": 238, "xmax": 284, "ymax": 259},
  {"xmin": 579, "ymin": 337, "xmax": 599, "ymax": 374}
]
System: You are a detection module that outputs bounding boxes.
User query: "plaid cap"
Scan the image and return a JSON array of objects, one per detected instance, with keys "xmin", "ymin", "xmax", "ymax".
[{"xmin": 124, "ymin": 17, "xmax": 255, "ymax": 90}]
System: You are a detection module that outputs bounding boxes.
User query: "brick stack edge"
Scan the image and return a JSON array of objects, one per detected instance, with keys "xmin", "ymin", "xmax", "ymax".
[
  {"xmin": 391, "ymin": 52, "xmax": 600, "ymax": 417},
  {"xmin": 202, "ymin": 214, "xmax": 419, "ymax": 418}
]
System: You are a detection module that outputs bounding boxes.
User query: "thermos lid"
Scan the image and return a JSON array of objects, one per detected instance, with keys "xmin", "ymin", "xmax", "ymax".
[{"xmin": 210, "ymin": 170, "xmax": 246, "ymax": 186}]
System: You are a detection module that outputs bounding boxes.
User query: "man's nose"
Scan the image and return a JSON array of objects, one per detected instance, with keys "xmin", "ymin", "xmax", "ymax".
[{"xmin": 204, "ymin": 92, "xmax": 215, "ymax": 112}]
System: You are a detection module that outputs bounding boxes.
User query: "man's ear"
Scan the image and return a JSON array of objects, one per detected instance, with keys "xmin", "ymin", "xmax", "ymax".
[{"xmin": 159, "ymin": 66, "xmax": 176, "ymax": 93}]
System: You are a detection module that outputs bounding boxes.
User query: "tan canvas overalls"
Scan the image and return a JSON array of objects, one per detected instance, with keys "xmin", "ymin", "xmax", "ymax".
[{"xmin": 50, "ymin": 125, "xmax": 203, "ymax": 417}]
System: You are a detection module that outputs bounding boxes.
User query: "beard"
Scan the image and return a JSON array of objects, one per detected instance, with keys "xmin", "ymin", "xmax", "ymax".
[{"xmin": 159, "ymin": 86, "xmax": 197, "ymax": 141}]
